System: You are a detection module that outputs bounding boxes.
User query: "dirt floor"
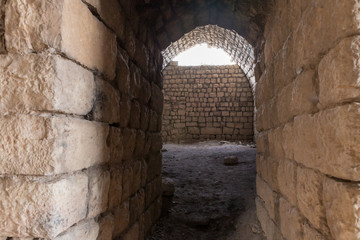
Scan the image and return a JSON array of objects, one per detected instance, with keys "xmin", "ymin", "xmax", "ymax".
[{"xmin": 146, "ymin": 141, "xmax": 265, "ymax": 240}]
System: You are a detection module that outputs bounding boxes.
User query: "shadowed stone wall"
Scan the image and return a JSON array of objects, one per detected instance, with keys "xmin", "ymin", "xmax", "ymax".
[
  {"xmin": 255, "ymin": 0, "xmax": 360, "ymax": 239},
  {"xmin": 0, "ymin": 0, "xmax": 163, "ymax": 239},
  {"xmin": 162, "ymin": 62, "xmax": 254, "ymax": 143}
]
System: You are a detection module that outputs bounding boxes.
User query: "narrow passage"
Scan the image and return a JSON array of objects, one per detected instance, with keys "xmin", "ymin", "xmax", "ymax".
[{"xmin": 147, "ymin": 141, "xmax": 265, "ymax": 240}]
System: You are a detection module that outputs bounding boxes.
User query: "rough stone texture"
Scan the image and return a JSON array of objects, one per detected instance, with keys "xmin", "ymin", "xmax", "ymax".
[
  {"xmin": 293, "ymin": 103, "xmax": 360, "ymax": 181},
  {"xmin": 162, "ymin": 63, "xmax": 254, "ymax": 143},
  {"xmin": 87, "ymin": 168, "xmax": 110, "ymax": 219},
  {"xmin": 277, "ymin": 159, "xmax": 296, "ymax": 206},
  {"xmin": 256, "ymin": 176, "xmax": 277, "ymax": 221},
  {"xmin": 5, "ymin": 0, "xmax": 117, "ymax": 79},
  {"xmin": 0, "ymin": 115, "xmax": 109, "ymax": 175},
  {"xmin": 279, "ymin": 197, "xmax": 302, "ymax": 240},
  {"xmin": 0, "ymin": 173, "xmax": 88, "ymax": 238},
  {"xmin": 53, "ymin": 220, "xmax": 99, "ymax": 240},
  {"xmin": 323, "ymin": 177, "xmax": 360, "ymax": 240},
  {"xmin": 0, "ymin": 53, "xmax": 95, "ymax": 115},
  {"xmin": 97, "ymin": 214, "xmax": 114, "ymax": 240},
  {"xmin": 223, "ymin": 156, "xmax": 239, "ymax": 166}
]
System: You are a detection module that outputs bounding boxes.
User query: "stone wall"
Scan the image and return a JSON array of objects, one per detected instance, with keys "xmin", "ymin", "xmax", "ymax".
[
  {"xmin": 0, "ymin": 0, "xmax": 162, "ymax": 239},
  {"xmin": 255, "ymin": 0, "xmax": 360, "ymax": 239},
  {"xmin": 162, "ymin": 62, "xmax": 254, "ymax": 143}
]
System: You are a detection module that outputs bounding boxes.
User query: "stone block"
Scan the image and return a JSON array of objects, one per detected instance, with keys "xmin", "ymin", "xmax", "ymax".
[
  {"xmin": 122, "ymin": 223, "xmax": 139, "ymax": 240},
  {"xmin": 268, "ymin": 127, "xmax": 284, "ymax": 159},
  {"xmin": 87, "ymin": 168, "xmax": 110, "ymax": 219},
  {"xmin": 116, "ymin": 48, "xmax": 130, "ymax": 95},
  {"xmin": 109, "ymin": 168, "xmax": 123, "ymax": 210},
  {"xmin": 97, "ymin": 214, "xmax": 114, "ymax": 240},
  {"xmin": 276, "ymin": 83, "xmax": 293, "ymax": 124},
  {"xmin": 53, "ymin": 219, "xmax": 99, "ymax": 240},
  {"xmin": 82, "ymin": 0, "xmax": 125, "ymax": 39},
  {"xmin": 279, "ymin": 197, "xmax": 303, "ymax": 240},
  {"xmin": 5, "ymin": 0, "xmax": 117, "ymax": 79},
  {"xmin": 129, "ymin": 190, "xmax": 145, "ymax": 224},
  {"xmin": 122, "ymin": 128, "xmax": 137, "ymax": 161},
  {"xmin": 92, "ymin": 78, "xmax": 121, "ymax": 124},
  {"xmin": 323, "ymin": 177, "xmax": 360, "ymax": 240},
  {"xmin": 145, "ymin": 177, "xmax": 162, "ymax": 208},
  {"xmin": 0, "ymin": 53, "xmax": 94, "ymax": 115},
  {"xmin": 119, "ymin": 95, "xmax": 131, "ymax": 128},
  {"xmin": 318, "ymin": 36, "xmax": 360, "ymax": 108},
  {"xmin": 256, "ymin": 198, "xmax": 276, "ymax": 240},
  {"xmin": 109, "ymin": 127, "xmax": 124, "ymax": 164},
  {"xmin": 113, "ymin": 201, "xmax": 130, "ymax": 237},
  {"xmin": 296, "ymin": 166, "xmax": 329, "ymax": 234},
  {"xmin": 256, "ymin": 176, "xmax": 277, "ymax": 221},
  {"xmin": 292, "ymin": 70, "xmax": 317, "ymax": 115},
  {"xmin": 201, "ymin": 127, "xmax": 222, "ymax": 135},
  {"xmin": 282, "ymin": 122, "xmax": 294, "ymax": 160},
  {"xmin": 302, "ymin": 222, "xmax": 327, "ymax": 240},
  {"xmin": 277, "ymin": 159, "xmax": 296, "ymax": 206},
  {"xmin": 150, "ymin": 83, "xmax": 164, "ymax": 114},
  {"xmin": 0, "ymin": 115, "xmax": 109, "ymax": 175},
  {"xmin": 0, "ymin": 173, "xmax": 88, "ymax": 238},
  {"xmin": 130, "ymin": 101, "xmax": 141, "ymax": 129},
  {"xmin": 293, "ymin": 103, "xmax": 360, "ymax": 181}
]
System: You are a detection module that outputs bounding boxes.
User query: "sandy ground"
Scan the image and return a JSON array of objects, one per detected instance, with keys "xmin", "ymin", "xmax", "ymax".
[{"xmin": 146, "ymin": 141, "xmax": 265, "ymax": 240}]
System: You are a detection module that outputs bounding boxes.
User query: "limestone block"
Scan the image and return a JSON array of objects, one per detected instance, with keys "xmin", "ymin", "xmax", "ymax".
[
  {"xmin": 150, "ymin": 133, "xmax": 163, "ymax": 154},
  {"xmin": 145, "ymin": 177, "xmax": 162, "ymax": 208},
  {"xmin": 0, "ymin": 173, "xmax": 88, "ymax": 238},
  {"xmin": 323, "ymin": 177, "xmax": 360, "ymax": 240},
  {"xmin": 54, "ymin": 220, "xmax": 99, "ymax": 240},
  {"xmin": 113, "ymin": 201, "xmax": 130, "ymax": 237},
  {"xmin": 256, "ymin": 176, "xmax": 277, "ymax": 221},
  {"xmin": 255, "ymin": 132, "xmax": 268, "ymax": 155},
  {"xmin": 122, "ymin": 223, "xmax": 139, "ymax": 240},
  {"xmin": 279, "ymin": 197, "xmax": 303, "ymax": 240},
  {"xmin": 87, "ymin": 169, "xmax": 110, "ymax": 219},
  {"xmin": 109, "ymin": 127, "xmax": 124, "ymax": 164},
  {"xmin": 140, "ymin": 105, "xmax": 150, "ymax": 131},
  {"xmin": 134, "ymin": 130, "xmax": 146, "ymax": 158},
  {"xmin": 139, "ymin": 77, "xmax": 152, "ymax": 105},
  {"xmin": 293, "ymin": 103, "xmax": 360, "ymax": 181},
  {"xmin": 296, "ymin": 166, "xmax": 329, "ymax": 234},
  {"xmin": 122, "ymin": 166, "xmax": 133, "ymax": 202},
  {"xmin": 146, "ymin": 153, "xmax": 162, "ymax": 182},
  {"xmin": 97, "ymin": 214, "xmax": 114, "ymax": 240},
  {"xmin": 261, "ymin": 157, "xmax": 279, "ymax": 192},
  {"xmin": 282, "ymin": 123, "xmax": 294, "ymax": 160},
  {"xmin": 116, "ymin": 48, "xmax": 130, "ymax": 95},
  {"xmin": 201, "ymin": 127, "xmax": 222, "ymax": 135},
  {"xmin": 119, "ymin": 95, "xmax": 131, "ymax": 128},
  {"xmin": 293, "ymin": 0, "xmax": 360, "ymax": 68},
  {"xmin": 276, "ymin": 83, "xmax": 293, "ymax": 124},
  {"xmin": 5, "ymin": 0, "xmax": 116, "ymax": 79},
  {"xmin": 109, "ymin": 168, "xmax": 123, "ymax": 210},
  {"xmin": 268, "ymin": 128, "xmax": 284, "ymax": 159},
  {"xmin": 132, "ymin": 161, "xmax": 143, "ymax": 196},
  {"xmin": 302, "ymin": 222, "xmax": 327, "ymax": 240},
  {"xmin": 0, "ymin": 115, "xmax": 109, "ymax": 175},
  {"xmin": 122, "ymin": 128, "xmax": 137, "ymax": 161},
  {"xmin": 130, "ymin": 101, "xmax": 141, "ymax": 129},
  {"xmin": 292, "ymin": 70, "xmax": 317, "ymax": 115},
  {"xmin": 82, "ymin": 0, "xmax": 125, "ymax": 39},
  {"xmin": 129, "ymin": 190, "xmax": 145, "ymax": 224},
  {"xmin": 92, "ymin": 78, "xmax": 121, "ymax": 124},
  {"xmin": 256, "ymin": 198, "xmax": 276, "ymax": 240},
  {"xmin": 150, "ymin": 83, "xmax": 164, "ymax": 114},
  {"xmin": 318, "ymin": 36, "xmax": 360, "ymax": 108},
  {"xmin": 129, "ymin": 64, "xmax": 142, "ymax": 99},
  {"xmin": 0, "ymin": 53, "xmax": 94, "ymax": 115},
  {"xmin": 277, "ymin": 159, "xmax": 296, "ymax": 206}
]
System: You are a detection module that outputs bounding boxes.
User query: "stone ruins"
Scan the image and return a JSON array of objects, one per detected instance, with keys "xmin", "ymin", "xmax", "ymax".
[{"xmin": 0, "ymin": 0, "xmax": 358, "ymax": 239}]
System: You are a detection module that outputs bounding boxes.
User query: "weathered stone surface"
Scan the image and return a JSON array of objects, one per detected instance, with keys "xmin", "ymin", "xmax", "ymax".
[
  {"xmin": 119, "ymin": 95, "xmax": 132, "ymax": 128},
  {"xmin": 0, "ymin": 173, "xmax": 88, "ymax": 238},
  {"xmin": 122, "ymin": 223, "xmax": 140, "ymax": 240},
  {"xmin": 92, "ymin": 78, "xmax": 121, "ymax": 124},
  {"xmin": 109, "ymin": 127, "xmax": 124, "ymax": 164},
  {"xmin": 268, "ymin": 127, "xmax": 284, "ymax": 159},
  {"xmin": 323, "ymin": 177, "xmax": 360, "ymax": 240},
  {"xmin": 150, "ymin": 83, "xmax": 164, "ymax": 115},
  {"xmin": 5, "ymin": 0, "xmax": 117, "ymax": 79},
  {"xmin": 109, "ymin": 168, "xmax": 123, "ymax": 210},
  {"xmin": 296, "ymin": 166, "xmax": 329, "ymax": 234},
  {"xmin": 113, "ymin": 201, "xmax": 130, "ymax": 237},
  {"xmin": 82, "ymin": 0, "xmax": 125, "ymax": 39},
  {"xmin": 302, "ymin": 222, "xmax": 327, "ymax": 240},
  {"xmin": 129, "ymin": 190, "xmax": 145, "ymax": 224},
  {"xmin": 318, "ymin": 36, "xmax": 360, "ymax": 108},
  {"xmin": 0, "ymin": 115, "xmax": 109, "ymax": 175},
  {"xmin": 256, "ymin": 176, "xmax": 276, "ymax": 221},
  {"xmin": 293, "ymin": 103, "xmax": 360, "ymax": 181},
  {"xmin": 292, "ymin": 70, "xmax": 317, "ymax": 115},
  {"xmin": 0, "ymin": 53, "xmax": 95, "ymax": 115},
  {"xmin": 87, "ymin": 169, "xmax": 110, "ymax": 219},
  {"xmin": 123, "ymin": 128, "xmax": 137, "ymax": 161},
  {"xmin": 145, "ymin": 177, "xmax": 162, "ymax": 208},
  {"xmin": 279, "ymin": 197, "xmax": 302, "ymax": 240},
  {"xmin": 130, "ymin": 101, "xmax": 141, "ymax": 129},
  {"xmin": 277, "ymin": 159, "xmax": 296, "ymax": 206},
  {"xmin": 97, "ymin": 214, "xmax": 114, "ymax": 240},
  {"xmin": 281, "ymin": 123, "xmax": 294, "ymax": 160},
  {"xmin": 146, "ymin": 153, "xmax": 162, "ymax": 182},
  {"xmin": 256, "ymin": 198, "xmax": 277, "ymax": 240},
  {"xmin": 54, "ymin": 220, "xmax": 99, "ymax": 240}
]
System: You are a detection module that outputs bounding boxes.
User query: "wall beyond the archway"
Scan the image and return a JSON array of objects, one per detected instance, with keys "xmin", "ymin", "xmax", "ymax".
[{"xmin": 162, "ymin": 62, "xmax": 254, "ymax": 143}]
